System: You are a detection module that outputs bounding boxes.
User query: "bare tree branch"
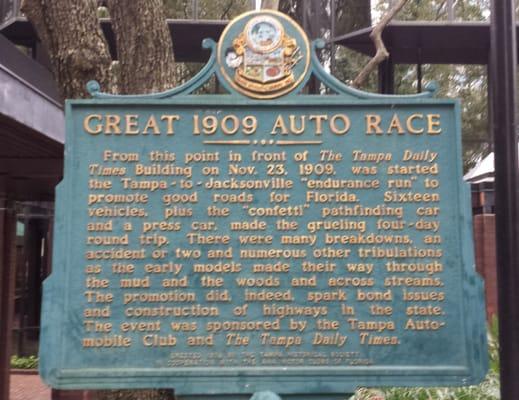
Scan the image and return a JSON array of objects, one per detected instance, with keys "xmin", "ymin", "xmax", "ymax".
[
  {"xmin": 351, "ymin": 0, "xmax": 408, "ymax": 89},
  {"xmin": 220, "ymin": 0, "xmax": 235, "ymax": 19}
]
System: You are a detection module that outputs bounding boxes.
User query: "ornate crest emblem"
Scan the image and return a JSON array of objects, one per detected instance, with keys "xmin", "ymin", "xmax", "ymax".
[{"xmin": 218, "ymin": 11, "xmax": 310, "ymax": 99}]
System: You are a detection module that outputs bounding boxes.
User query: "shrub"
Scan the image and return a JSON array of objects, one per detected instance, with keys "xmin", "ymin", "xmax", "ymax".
[
  {"xmin": 350, "ymin": 320, "xmax": 500, "ymax": 400},
  {"xmin": 10, "ymin": 355, "xmax": 39, "ymax": 369}
]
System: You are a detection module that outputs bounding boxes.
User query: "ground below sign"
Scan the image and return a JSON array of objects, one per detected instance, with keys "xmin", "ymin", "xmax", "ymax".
[{"xmin": 40, "ymin": 10, "xmax": 487, "ymax": 399}]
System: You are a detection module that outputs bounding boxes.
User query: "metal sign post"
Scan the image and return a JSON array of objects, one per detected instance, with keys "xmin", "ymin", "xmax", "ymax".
[{"xmin": 490, "ymin": 1, "xmax": 519, "ymax": 400}]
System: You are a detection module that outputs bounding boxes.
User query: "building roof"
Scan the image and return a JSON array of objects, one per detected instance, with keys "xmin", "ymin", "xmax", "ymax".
[
  {"xmin": 1, "ymin": 17, "xmax": 227, "ymax": 63},
  {"xmin": 464, "ymin": 152, "xmax": 495, "ymax": 183},
  {"xmin": 0, "ymin": 34, "xmax": 63, "ymax": 200},
  {"xmin": 333, "ymin": 21, "xmax": 500, "ymax": 65},
  {"xmin": 4, "ymin": 17, "xmax": 511, "ymax": 66}
]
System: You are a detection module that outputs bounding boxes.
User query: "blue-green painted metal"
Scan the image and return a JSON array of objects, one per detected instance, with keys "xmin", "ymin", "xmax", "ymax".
[
  {"xmin": 40, "ymin": 10, "xmax": 487, "ymax": 398},
  {"xmin": 250, "ymin": 391, "xmax": 283, "ymax": 400}
]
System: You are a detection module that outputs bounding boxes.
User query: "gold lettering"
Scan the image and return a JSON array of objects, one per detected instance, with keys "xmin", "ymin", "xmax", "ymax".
[
  {"xmin": 365, "ymin": 114, "xmax": 383, "ymax": 134},
  {"xmin": 330, "ymin": 114, "xmax": 350, "ymax": 135},
  {"xmin": 309, "ymin": 115, "xmax": 328, "ymax": 135},
  {"xmin": 271, "ymin": 115, "xmax": 288, "ymax": 134},
  {"xmin": 105, "ymin": 115, "xmax": 121, "ymax": 134},
  {"xmin": 222, "ymin": 115, "xmax": 240, "ymax": 135},
  {"xmin": 125, "ymin": 115, "xmax": 139, "ymax": 135},
  {"xmin": 161, "ymin": 115, "xmax": 180, "ymax": 135},
  {"xmin": 143, "ymin": 115, "xmax": 160, "ymax": 135},
  {"xmin": 387, "ymin": 114, "xmax": 405, "ymax": 134},
  {"xmin": 289, "ymin": 115, "xmax": 305, "ymax": 135},
  {"xmin": 427, "ymin": 114, "xmax": 442, "ymax": 134},
  {"xmin": 406, "ymin": 114, "xmax": 424, "ymax": 134},
  {"xmin": 84, "ymin": 114, "xmax": 103, "ymax": 135}
]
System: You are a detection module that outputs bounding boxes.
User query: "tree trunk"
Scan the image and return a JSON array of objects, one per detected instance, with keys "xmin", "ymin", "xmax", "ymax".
[
  {"xmin": 21, "ymin": 0, "xmax": 114, "ymax": 99},
  {"xmin": 262, "ymin": 0, "xmax": 280, "ymax": 9},
  {"xmin": 335, "ymin": 0, "xmax": 371, "ymax": 35},
  {"xmin": 106, "ymin": 0, "xmax": 176, "ymax": 94},
  {"xmin": 92, "ymin": 0, "xmax": 176, "ymax": 389},
  {"xmin": 279, "ymin": 0, "xmax": 371, "ymax": 36}
]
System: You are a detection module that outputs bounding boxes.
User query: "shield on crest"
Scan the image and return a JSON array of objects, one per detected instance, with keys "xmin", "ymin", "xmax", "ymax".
[{"xmin": 243, "ymin": 48, "xmax": 285, "ymax": 83}]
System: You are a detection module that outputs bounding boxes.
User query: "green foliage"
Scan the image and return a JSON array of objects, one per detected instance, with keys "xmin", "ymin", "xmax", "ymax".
[
  {"xmin": 487, "ymin": 315, "xmax": 499, "ymax": 374},
  {"xmin": 383, "ymin": 0, "xmax": 488, "ymax": 22},
  {"xmin": 393, "ymin": 0, "xmax": 490, "ymax": 172},
  {"xmin": 163, "ymin": 0, "xmax": 252, "ymax": 19},
  {"xmin": 411, "ymin": 63, "xmax": 489, "ymax": 172},
  {"xmin": 334, "ymin": 0, "xmax": 491, "ymax": 172},
  {"xmin": 333, "ymin": 46, "xmax": 379, "ymax": 92},
  {"xmin": 351, "ymin": 382, "xmax": 499, "ymax": 400},
  {"xmin": 10, "ymin": 355, "xmax": 39, "ymax": 369},
  {"xmin": 349, "ymin": 321, "xmax": 501, "ymax": 400}
]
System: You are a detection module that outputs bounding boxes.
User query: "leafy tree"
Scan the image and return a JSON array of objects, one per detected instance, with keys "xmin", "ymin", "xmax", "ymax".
[
  {"xmin": 333, "ymin": 0, "xmax": 490, "ymax": 170},
  {"xmin": 385, "ymin": 0, "xmax": 490, "ymax": 170},
  {"xmin": 163, "ymin": 0, "xmax": 252, "ymax": 20}
]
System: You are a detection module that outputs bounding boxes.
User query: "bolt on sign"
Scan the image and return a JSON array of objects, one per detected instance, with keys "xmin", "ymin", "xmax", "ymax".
[{"xmin": 40, "ymin": 10, "xmax": 487, "ymax": 399}]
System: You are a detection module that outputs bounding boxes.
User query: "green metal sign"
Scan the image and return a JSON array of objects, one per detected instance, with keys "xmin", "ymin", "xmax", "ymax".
[{"xmin": 40, "ymin": 10, "xmax": 487, "ymax": 399}]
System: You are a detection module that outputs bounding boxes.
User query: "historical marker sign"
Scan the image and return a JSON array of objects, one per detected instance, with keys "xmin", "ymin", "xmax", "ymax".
[{"xmin": 40, "ymin": 10, "xmax": 487, "ymax": 398}]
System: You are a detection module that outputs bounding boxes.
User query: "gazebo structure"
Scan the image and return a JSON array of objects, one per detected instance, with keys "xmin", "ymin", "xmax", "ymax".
[{"xmin": 0, "ymin": 0, "xmax": 507, "ymax": 398}]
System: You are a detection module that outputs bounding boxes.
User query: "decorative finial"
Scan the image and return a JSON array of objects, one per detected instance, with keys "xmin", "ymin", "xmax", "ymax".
[
  {"xmin": 425, "ymin": 81, "xmax": 439, "ymax": 95},
  {"xmin": 86, "ymin": 80, "xmax": 101, "ymax": 97}
]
